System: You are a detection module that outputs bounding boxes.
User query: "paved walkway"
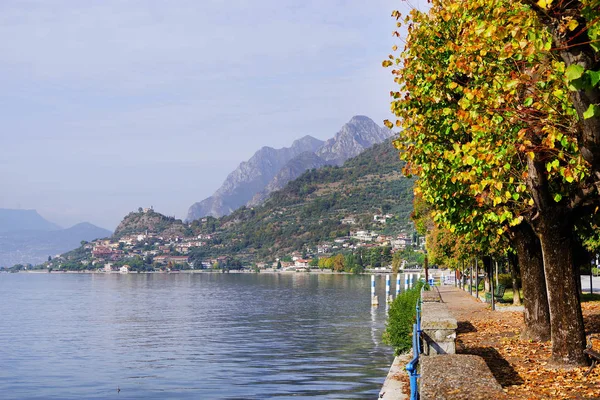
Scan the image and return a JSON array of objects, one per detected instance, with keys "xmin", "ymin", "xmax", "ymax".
[{"xmin": 437, "ymin": 285, "xmax": 491, "ymax": 321}]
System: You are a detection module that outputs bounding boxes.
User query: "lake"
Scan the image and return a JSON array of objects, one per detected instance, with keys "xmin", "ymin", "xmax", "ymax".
[{"xmin": 0, "ymin": 272, "xmax": 396, "ymax": 399}]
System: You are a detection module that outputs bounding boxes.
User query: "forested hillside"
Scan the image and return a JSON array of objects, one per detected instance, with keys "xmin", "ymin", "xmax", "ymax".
[{"xmin": 189, "ymin": 139, "xmax": 415, "ymax": 261}]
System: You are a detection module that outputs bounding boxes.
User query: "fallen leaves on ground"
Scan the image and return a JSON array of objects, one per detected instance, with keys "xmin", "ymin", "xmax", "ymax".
[{"xmin": 454, "ymin": 302, "xmax": 600, "ymax": 399}]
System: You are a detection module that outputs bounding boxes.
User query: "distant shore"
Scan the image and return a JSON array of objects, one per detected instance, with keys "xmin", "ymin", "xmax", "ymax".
[
  {"xmin": 4, "ymin": 268, "xmax": 423, "ymax": 275},
  {"xmin": 8, "ymin": 269, "xmax": 343, "ymax": 275}
]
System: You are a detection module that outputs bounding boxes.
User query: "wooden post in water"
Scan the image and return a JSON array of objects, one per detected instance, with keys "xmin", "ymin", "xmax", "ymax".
[
  {"xmin": 371, "ymin": 275, "xmax": 379, "ymax": 306},
  {"xmin": 396, "ymin": 273, "xmax": 401, "ymax": 296},
  {"xmin": 386, "ymin": 274, "xmax": 392, "ymax": 303}
]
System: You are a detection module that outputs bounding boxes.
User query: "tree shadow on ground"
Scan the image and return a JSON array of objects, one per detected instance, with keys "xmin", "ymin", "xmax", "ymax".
[
  {"xmin": 457, "ymin": 321, "xmax": 477, "ymax": 333},
  {"xmin": 458, "ymin": 346, "xmax": 524, "ymax": 387}
]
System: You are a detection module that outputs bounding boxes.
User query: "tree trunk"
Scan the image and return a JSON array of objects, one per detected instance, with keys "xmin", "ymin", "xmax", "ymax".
[
  {"xmin": 512, "ymin": 223, "xmax": 550, "ymax": 342},
  {"xmin": 576, "ymin": 264, "xmax": 583, "ymax": 298},
  {"xmin": 537, "ymin": 215, "xmax": 587, "ymax": 365},
  {"xmin": 524, "ymin": 148, "xmax": 586, "ymax": 365},
  {"xmin": 508, "ymin": 254, "xmax": 522, "ymax": 306}
]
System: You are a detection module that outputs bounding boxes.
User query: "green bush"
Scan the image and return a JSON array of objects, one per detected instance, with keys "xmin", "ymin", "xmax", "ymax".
[
  {"xmin": 383, "ymin": 281, "xmax": 425, "ymax": 355},
  {"xmin": 497, "ymin": 273, "xmax": 520, "ymax": 289}
]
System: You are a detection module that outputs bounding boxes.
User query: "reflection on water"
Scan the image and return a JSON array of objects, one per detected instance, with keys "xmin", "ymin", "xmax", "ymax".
[{"xmin": 0, "ymin": 273, "xmax": 394, "ymax": 399}]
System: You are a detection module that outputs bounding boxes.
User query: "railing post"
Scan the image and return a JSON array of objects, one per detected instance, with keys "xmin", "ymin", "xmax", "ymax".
[{"xmin": 406, "ymin": 290, "xmax": 422, "ymax": 400}]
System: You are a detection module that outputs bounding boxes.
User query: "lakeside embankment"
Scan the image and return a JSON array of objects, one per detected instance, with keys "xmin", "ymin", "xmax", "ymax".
[{"xmin": 7, "ymin": 268, "xmax": 425, "ymax": 275}]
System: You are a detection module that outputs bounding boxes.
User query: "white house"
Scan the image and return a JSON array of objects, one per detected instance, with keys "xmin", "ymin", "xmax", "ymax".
[
  {"xmin": 351, "ymin": 230, "xmax": 377, "ymax": 242},
  {"xmin": 119, "ymin": 265, "xmax": 130, "ymax": 273}
]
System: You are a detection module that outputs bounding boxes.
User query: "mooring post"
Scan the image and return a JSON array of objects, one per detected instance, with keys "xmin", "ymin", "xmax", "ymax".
[
  {"xmin": 396, "ymin": 273, "xmax": 401, "ymax": 296},
  {"xmin": 405, "ymin": 272, "xmax": 409, "ymax": 291},
  {"xmin": 371, "ymin": 274, "xmax": 379, "ymax": 306},
  {"xmin": 386, "ymin": 274, "xmax": 392, "ymax": 303}
]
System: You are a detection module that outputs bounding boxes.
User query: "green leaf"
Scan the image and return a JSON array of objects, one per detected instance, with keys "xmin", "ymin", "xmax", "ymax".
[
  {"xmin": 524, "ymin": 97, "xmax": 533, "ymax": 107},
  {"xmin": 565, "ymin": 64, "xmax": 585, "ymax": 81},
  {"xmin": 589, "ymin": 70, "xmax": 600, "ymax": 87},
  {"xmin": 553, "ymin": 193, "xmax": 563, "ymax": 203},
  {"xmin": 568, "ymin": 78, "xmax": 586, "ymax": 91},
  {"xmin": 583, "ymin": 104, "xmax": 600, "ymax": 120}
]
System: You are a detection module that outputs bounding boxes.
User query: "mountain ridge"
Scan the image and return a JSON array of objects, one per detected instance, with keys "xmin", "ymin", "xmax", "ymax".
[
  {"xmin": 186, "ymin": 135, "xmax": 324, "ymax": 220},
  {"xmin": 0, "ymin": 209, "xmax": 62, "ymax": 232},
  {"xmin": 0, "ymin": 214, "xmax": 112, "ymax": 267},
  {"xmin": 186, "ymin": 115, "xmax": 392, "ymax": 221}
]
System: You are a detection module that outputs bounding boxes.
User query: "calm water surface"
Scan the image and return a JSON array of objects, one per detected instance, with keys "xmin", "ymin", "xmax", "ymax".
[{"xmin": 0, "ymin": 273, "xmax": 396, "ymax": 399}]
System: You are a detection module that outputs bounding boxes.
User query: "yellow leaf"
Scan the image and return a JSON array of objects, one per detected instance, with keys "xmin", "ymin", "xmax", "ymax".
[
  {"xmin": 527, "ymin": 151, "xmax": 535, "ymax": 160},
  {"xmin": 449, "ymin": 82, "xmax": 458, "ymax": 89},
  {"xmin": 528, "ymin": 198, "xmax": 534, "ymax": 206},
  {"xmin": 537, "ymin": 0, "xmax": 553, "ymax": 9},
  {"xmin": 567, "ymin": 19, "xmax": 578, "ymax": 31},
  {"xmin": 452, "ymin": 122, "xmax": 460, "ymax": 131}
]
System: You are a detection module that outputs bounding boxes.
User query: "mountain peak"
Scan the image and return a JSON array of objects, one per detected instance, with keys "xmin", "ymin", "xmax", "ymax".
[
  {"xmin": 186, "ymin": 116, "xmax": 391, "ymax": 221},
  {"xmin": 315, "ymin": 116, "xmax": 393, "ymax": 165},
  {"xmin": 291, "ymin": 135, "xmax": 323, "ymax": 150},
  {"xmin": 349, "ymin": 115, "xmax": 374, "ymax": 123}
]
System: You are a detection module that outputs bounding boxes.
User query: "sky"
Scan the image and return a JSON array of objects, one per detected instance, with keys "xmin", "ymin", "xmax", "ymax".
[{"xmin": 0, "ymin": 0, "xmax": 427, "ymax": 231}]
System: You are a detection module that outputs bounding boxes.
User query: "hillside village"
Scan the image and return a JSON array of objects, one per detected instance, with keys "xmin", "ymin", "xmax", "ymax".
[{"xmin": 21, "ymin": 207, "xmax": 423, "ymax": 273}]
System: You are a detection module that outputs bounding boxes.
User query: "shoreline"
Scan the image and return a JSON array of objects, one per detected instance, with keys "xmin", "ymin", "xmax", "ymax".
[{"xmin": 3, "ymin": 268, "xmax": 424, "ymax": 275}]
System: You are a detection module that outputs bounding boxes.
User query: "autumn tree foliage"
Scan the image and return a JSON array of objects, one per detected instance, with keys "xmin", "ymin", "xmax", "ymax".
[{"xmin": 386, "ymin": 0, "xmax": 599, "ymax": 365}]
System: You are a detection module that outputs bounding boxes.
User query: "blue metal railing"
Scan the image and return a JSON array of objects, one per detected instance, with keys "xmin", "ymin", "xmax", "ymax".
[{"xmin": 406, "ymin": 292, "xmax": 422, "ymax": 399}]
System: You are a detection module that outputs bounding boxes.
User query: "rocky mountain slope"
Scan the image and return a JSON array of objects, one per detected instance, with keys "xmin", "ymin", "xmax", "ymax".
[
  {"xmin": 186, "ymin": 135, "xmax": 324, "ymax": 220},
  {"xmin": 186, "ymin": 116, "xmax": 392, "ymax": 221},
  {"xmin": 247, "ymin": 151, "xmax": 330, "ymax": 206},
  {"xmin": 315, "ymin": 115, "xmax": 393, "ymax": 165}
]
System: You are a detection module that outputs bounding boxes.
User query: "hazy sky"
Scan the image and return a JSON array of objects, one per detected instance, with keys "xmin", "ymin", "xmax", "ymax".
[{"xmin": 0, "ymin": 0, "xmax": 425, "ymax": 230}]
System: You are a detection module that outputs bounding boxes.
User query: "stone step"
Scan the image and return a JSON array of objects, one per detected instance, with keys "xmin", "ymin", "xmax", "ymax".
[{"xmin": 419, "ymin": 354, "xmax": 506, "ymax": 399}]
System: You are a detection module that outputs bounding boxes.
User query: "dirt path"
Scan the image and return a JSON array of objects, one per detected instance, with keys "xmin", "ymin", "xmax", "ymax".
[{"xmin": 437, "ymin": 285, "xmax": 600, "ymax": 399}]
